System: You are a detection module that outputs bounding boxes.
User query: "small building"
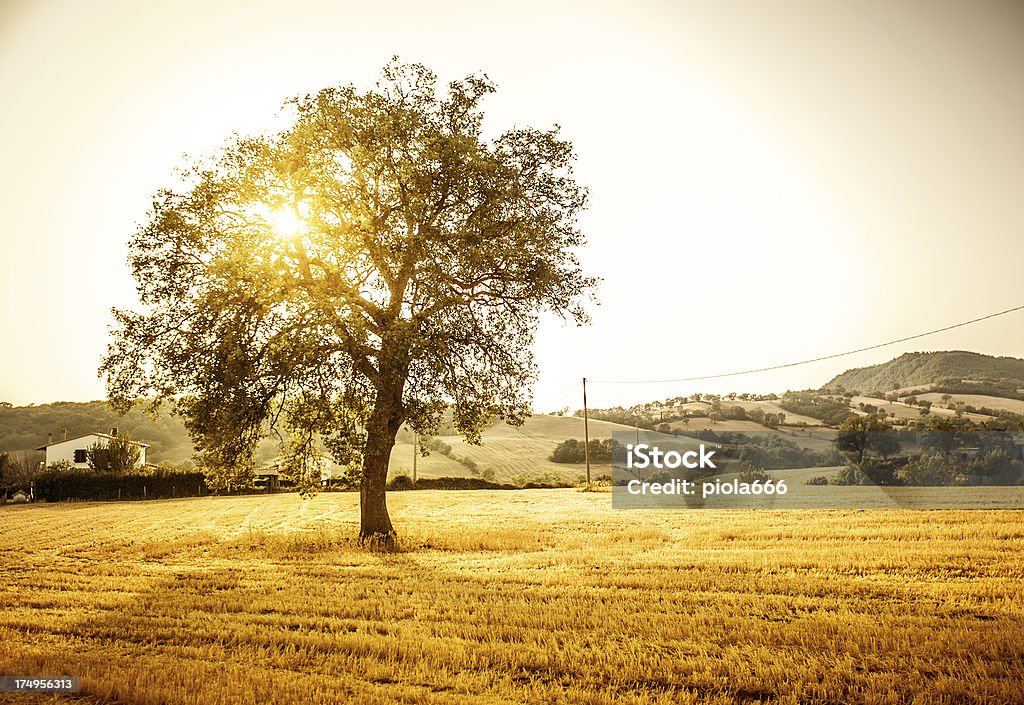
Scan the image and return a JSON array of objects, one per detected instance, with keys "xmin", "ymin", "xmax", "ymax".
[
  {"xmin": 35, "ymin": 428, "xmax": 149, "ymax": 470},
  {"xmin": 253, "ymin": 466, "xmax": 280, "ymax": 491},
  {"xmin": 259, "ymin": 455, "xmax": 345, "ymax": 489}
]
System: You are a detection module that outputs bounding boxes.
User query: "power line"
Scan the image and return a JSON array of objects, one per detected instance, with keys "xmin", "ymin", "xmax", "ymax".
[
  {"xmin": 589, "ymin": 303, "xmax": 1024, "ymax": 385},
  {"xmin": 530, "ymin": 380, "xmax": 582, "ymax": 407}
]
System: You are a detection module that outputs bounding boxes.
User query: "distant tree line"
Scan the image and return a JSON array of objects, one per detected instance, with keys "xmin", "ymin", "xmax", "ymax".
[
  {"xmin": 831, "ymin": 414, "xmax": 1024, "ymax": 486},
  {"xmin": 695, "ymin": 402, "xmax": 787, "ymax": 427},
  {"xmin": 778, "ymin": 392, "xmax": 855, "ymax": 426},
  {"xmin": 576, "ymin": 394, "xmax": 789, "ymax": 430},
  {"xmin": 573, "ymin": 408, "xmax": 658, "ymax": 430}
]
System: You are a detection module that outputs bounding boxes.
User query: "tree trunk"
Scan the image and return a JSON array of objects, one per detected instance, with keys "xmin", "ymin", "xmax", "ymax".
[
  {"xmin": 359, "ymin": 352, "xmax": 407, "ymax": 546},
  {"xmin": 360, "ymin": 424, "xmax": 396, "ymax": 545}
]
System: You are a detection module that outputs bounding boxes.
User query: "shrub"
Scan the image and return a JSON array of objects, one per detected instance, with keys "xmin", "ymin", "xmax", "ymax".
[
  {"xmin": 898, "ymin": 454, "xmax": 953, "ymax": 486},
  {"xmin": 738, "ymin": 467, "xmax": 773, "ymax": 484},
  {"xmin": 549, "ymin": 439, "xmax": 584, "ymax": 463},
  {"xmin": 549, "ymin": 438, "xmax": 623, "ymax": 463},
  {"xmin": 387, "ymin": 474, "xmax": 416, "ymax": 491},
  {"xmin": 855, "ymin": 458, "xmax": 900, "ymax": 485},
  {"xmin": 832, "ymin": 464, "xmax": 860, "ymax": 486}
]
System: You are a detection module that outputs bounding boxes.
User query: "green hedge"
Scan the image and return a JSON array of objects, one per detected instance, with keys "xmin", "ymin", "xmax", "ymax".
[
  {"xmin": 388, "ymin": 476, "xmax": 515, "ymax": 491},
  {"xmin": 34, "ymin": 468, "xmax": 208, "ymax": 502},
  {"xmin": 386, "ymin": 476, "xmax": 574, "ymax": 491}
]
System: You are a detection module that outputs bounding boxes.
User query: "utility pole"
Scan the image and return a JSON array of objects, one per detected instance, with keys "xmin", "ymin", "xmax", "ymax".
[
  {"xmin": 635, "ymin": 419, "xmax": 641, "ymax": 480},
  {"xmin": 412, "ymin": 431, "xmax": 418, "ymax": 483},
  {"xmin": 583, "ymin": 377, "xmax": 591, "ymax": 486}
]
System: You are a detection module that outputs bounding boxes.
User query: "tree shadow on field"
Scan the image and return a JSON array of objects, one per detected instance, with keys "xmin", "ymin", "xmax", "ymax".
[{"xmin": 52, "ymin": 530, "xmax": 536, "ymax": 704}]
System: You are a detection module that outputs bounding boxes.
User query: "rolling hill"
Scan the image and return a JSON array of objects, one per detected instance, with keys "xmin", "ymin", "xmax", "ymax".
[{"xmin": 825, "ymin": 351, "xmax": 1024, "ymax": 395}]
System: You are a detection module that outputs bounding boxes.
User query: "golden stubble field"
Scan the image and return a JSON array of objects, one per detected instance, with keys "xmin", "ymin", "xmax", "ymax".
[{"xmin": 1, "ymin": 491, "xmax": 1023, "ymax": 704}]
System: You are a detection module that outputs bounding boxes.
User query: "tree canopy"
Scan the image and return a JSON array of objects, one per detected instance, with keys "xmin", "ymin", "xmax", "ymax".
[
  {"xmin": 834, "ymin": 415, "xmax": 900, "ymax": 464},
  {"xmin": 100, "ymin": 60, "xmax": 595, "ymax": 541}
]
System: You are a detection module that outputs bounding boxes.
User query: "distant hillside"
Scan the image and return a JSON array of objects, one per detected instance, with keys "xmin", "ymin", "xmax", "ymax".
[
  {"xmin": 0, "ymin": 401, "xmax": 651, "ymax": 482},
  {"xmin": 0, "ymin": 400, "xmax": 195, "ymax": 464},
  {"xmin": 825, "ymin": 351, "xmax": 1024, "ymax": 396}
]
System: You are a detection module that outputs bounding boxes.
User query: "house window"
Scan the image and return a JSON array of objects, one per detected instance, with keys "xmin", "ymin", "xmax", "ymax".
[{"xmin": 74, "ymin": 449, "xmax": 87, "ymax": 464}]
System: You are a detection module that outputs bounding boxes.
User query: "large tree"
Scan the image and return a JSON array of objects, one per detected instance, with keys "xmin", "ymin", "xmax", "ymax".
[{"xmin": 101, "ymin": 60, "xmax": 595, "ymax": 542}]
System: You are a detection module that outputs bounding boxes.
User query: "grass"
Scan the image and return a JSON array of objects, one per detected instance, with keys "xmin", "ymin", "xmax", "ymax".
[
  {"xmin": 1, "ymin": 492, "xmax": 1023, "ymax": 704},
  {"xmin": 848, "ymin": 396, "xmax": 991, "ymax": 424},
  {"xmin": 662, "ymin": 418, "xmax": 775, "ymax": 433},
  {"xmin": 916, "ymin": 392, "xmax": 1024, "ymax": 415}
]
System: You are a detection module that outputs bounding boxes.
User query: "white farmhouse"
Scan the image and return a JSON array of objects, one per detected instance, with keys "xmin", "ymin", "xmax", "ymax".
[{"xmin": 36, "ymin": 428, "xmax": 149, "ymax": 470}]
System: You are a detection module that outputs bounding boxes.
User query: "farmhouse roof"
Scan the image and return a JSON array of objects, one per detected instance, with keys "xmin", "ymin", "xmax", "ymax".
[{"xmin": 35, "ymin": 432, "xmax": 151, "ymax": 451}]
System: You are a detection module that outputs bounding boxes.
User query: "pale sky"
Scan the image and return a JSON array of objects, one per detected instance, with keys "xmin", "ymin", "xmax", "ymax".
[{"xmin": 1, "ymin": 0, "xmax": 1022, "ymax": 411}]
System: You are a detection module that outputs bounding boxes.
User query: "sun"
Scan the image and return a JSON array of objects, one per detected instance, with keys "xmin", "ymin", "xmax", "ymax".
[{"xmin": 267, "ymin": 207, "xmax": 304, "ymax": 239}]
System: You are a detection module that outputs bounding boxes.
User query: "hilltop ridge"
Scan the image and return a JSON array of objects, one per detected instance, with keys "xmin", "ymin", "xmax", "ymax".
[{"xmin": 824, "ymin": 351, "xmax": 1024, "ymax": 394}]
